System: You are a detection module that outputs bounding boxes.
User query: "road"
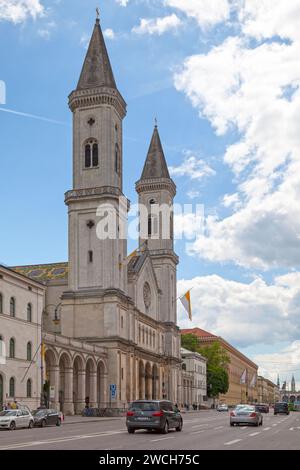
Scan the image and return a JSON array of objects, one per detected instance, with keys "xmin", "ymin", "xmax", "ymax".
[{"xmin": 0, "ymin": 410, "xmax": 300, "ymax": 450}]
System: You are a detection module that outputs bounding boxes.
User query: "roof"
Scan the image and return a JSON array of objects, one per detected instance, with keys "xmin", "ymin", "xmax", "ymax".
[
  {"xmin": 140, "ymin": 126, "xmax": 171, "ymax": 180},
  {"xmin": 77, "ymin": 19, "xmax": 117, "ymax": 91},
  {"xmin": 0, "ymin": 264, "xmax": 46, "ymax": 288},
  {"xmin": 181, "ymin": 327, "xmax": 218, "ymax": 338},
  {"xmin": 11, "ymin": 262, "xmax": 68, "ymax": 282}
]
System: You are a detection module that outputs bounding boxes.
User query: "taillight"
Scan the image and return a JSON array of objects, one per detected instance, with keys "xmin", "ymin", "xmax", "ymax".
[
  {"xmin": 230, "ymin": 412, "xmax": 236, "ymax": 417},
  {"xmin": 152, "ymin": 411, "xmax": 164, "ymax": 417},
  {"xmin": 250, "ymin": 412, "xmax": 257, "ymax": 417},
  {"xmin": 127, "ymin": 411, "xmax": 135, "ymax": 417}
]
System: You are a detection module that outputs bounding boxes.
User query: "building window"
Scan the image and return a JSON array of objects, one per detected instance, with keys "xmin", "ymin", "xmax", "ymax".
[
  {"xmin": 115, "ymin": 144, "xmax": 120, "ymax": 174},
  {"xmin": 0, "ymin": 293, "xmax": 2, "ymax": 314},
  {"xmin": 10, "ymin": 297, "xmax": 15, "ymax": 317},
  {"xmin": 9, "ymin": 338, "xmax": 15, "ymax": 358},
  {"xmin": 26, "ymin": 379, "xmax": 32, "ymax": 398},
  {"xmin": 88, "ymin": 250, "xmax": 93, "ymax": 263},
  {"xmin": 9, "ymin": 377, "xmax": 15, "ymax": 398},
  {"xmin": 27, "ymin": 342, "xmax": 32, "ymax": 361},
  {"xmin": 121, "ymin": 316, "xmax": 124, "ymax": 329},
  {"xmin": 121, "ymin": 368, "xmax": 124, "ymax": 380},
  {"xmin": 84, "ymin": 139, "xmax": 98, "ymax": 168},
  {"xmin": 27, "ymin": 303, "xmax": 32, "ymax": 322}
]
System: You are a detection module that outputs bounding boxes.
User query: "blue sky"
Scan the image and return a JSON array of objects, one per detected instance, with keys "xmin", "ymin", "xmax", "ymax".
[{"xmin": 1, "ymin": 0, "xmax": 300, "ymax": 387}]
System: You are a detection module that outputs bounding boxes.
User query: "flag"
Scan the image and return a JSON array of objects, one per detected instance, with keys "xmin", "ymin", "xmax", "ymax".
[
  {"xmin": 41, "ymin": 343, "xmax": 46, "ymax": 361},
  {"xmin": 240, "ymin": 369, "xmax": 247, "ymax": 385},
  {"xmin": 180, "ymin": 290, "xmax": 192, "ymax": 321},
  {"xmin": 250, "ymin": 374, "xmax": 256, "ymax": 388}
]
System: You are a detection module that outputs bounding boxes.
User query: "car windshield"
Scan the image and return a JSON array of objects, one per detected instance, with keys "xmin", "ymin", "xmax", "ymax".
[
  {"xmin": 32, "ymin": 410, "xmax": 47, "ymax": 416},
  {"xmin": 0, "ymin": 411, "xmax": 17, "ymax": 416},
  {"xmin": 130, "ymin": 402, "xmax": 159, "ymax": 412},
  {"xmin": 238, "ymin": 406, "xmax": 255, "ymax": 412}
]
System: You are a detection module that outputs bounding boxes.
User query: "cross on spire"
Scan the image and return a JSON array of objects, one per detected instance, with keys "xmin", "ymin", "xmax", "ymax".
[{"xmin": 96, "ymin": 7, "xmax": 100, "ymax": 20}]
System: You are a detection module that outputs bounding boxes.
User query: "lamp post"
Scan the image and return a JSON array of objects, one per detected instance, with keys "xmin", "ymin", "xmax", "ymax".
[{"xmin": 40, "ymin": 303, "xmax": 62, "ymax": 407}]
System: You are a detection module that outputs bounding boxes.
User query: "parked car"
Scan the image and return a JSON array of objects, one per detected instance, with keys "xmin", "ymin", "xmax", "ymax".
[
  {"xmin": 126, "ymin": 400, "xmax": 183, "ymax": 434},
  {"xmin": 230, "ymin": 404, "xmax": 263, "ymax": 427},
  {"xmin": 0, "ymin": 409, "xmax": 34, "ymax": 430},
  {"xmin": 32, "ymin": 409, "xmax": 62, "ymax": 427},
  {"xmin": 217, "ymin": 404, "xmax": 229, "ymax": 412},
  {"xmin": 274, "ymin": 402, "xmax": 289, "ymax": 415},
  {"xmin": 255, "ymin": 404, "xmax": 269, "ymax": 413}
]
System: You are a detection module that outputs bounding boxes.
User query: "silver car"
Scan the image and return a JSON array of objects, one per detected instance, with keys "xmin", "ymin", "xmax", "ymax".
[
  {"xmin": 0, "ymin": 409, "xmax": 34, "ymax": 430},
  {"xmin": 217, "ymin": 404, "xmax": 229, "ymax": 412},
  {"xmin": 230, "ymin": 405, "xmax": 263, "ymax": 427}
]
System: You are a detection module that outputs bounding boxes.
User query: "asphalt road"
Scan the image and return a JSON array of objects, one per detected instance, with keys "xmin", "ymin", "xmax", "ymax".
[{"xmin": 0, "ymin": 410, "xmax": 299, "ymax": 450}]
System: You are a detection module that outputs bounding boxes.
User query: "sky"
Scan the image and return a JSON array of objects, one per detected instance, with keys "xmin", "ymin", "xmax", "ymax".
[{"xmin": 1, "ymin": 0, "xmax": 300, "ymax": 389}]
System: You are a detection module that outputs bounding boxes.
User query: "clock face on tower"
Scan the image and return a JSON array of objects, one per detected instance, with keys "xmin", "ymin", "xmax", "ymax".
[{"xmin": 143, "ymin": 282, "xmax": 151, "ymax": 310}]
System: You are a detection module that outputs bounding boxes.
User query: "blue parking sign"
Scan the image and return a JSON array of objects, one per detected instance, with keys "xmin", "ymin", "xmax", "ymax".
[{"xmin": 110, "ymin": 384, "xmax": 117, "ymax": 399}]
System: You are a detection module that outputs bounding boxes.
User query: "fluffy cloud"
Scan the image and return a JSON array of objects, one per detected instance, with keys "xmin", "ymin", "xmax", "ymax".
[
  {"xmin": 178, "ymin": 272, "xmax": 300, "ymax": 348},
  {"xmin": 170, "ymin": 151, "xmax": 215, "ymax": 181},
  {"xmin": 103, "ymin": 28, "xmax": 115, "ymax": 40},
  {"xmin": 0, "ymin": 0, "xmax": 44, "ymax": 23},
  {"xmin": 165, "ymin": 0, "xmax": 231, "ymax": 29},
  {"xmin": 132, "ymin": 14, "xmax": 181, "ymax": 36},
  {"xmin": 116, "ymin": 0, "xmax": 129, "ymax": 6},
  {"xmin": 174, "ymin": 2, "xmax": 300, "ymax": 269}
]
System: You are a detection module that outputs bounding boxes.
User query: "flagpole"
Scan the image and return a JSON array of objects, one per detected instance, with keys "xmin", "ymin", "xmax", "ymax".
[{"xmin": 176, "ymin": 287, "xmax": 194, "ymax": 302}]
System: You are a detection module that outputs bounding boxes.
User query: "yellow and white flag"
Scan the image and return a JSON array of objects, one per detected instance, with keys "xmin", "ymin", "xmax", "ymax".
[{"xmin": 180, "ymin": 290, "xmax": 192, "ymax": 321}]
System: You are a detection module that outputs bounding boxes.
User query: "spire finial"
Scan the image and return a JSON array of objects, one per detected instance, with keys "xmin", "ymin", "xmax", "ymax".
[
  {"xmin": 96, "ymin": 7, "xmax": 100, "ymax": 21},
  {"xmin": 154, "ymin": 117, "xmax": 158, "ymax": 128}
]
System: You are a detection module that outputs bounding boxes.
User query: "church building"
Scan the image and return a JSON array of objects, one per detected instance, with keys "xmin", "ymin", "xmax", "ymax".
[{"xmin": 11, "ymin": 17, "xmax": 181, "ymax": 414}]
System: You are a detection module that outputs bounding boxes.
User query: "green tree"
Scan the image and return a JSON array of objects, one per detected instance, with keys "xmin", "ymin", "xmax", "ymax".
[{"xmin": 181, "ymin": 334, "xmax": 200, "ymax": 353}]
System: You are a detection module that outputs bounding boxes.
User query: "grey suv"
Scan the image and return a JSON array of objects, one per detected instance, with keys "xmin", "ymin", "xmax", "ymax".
[{"xmin": 126, "ymin": 400, "xmax": 183, "ymax": 434}]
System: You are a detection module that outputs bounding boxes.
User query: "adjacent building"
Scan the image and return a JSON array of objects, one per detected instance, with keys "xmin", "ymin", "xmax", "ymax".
[
  {"xmin": 181, "ymin": 328, "xmax": 258, "ymax": 406},
  {"xmin": 0, "ymin": 265, "xmax": 45, "ymax": 410},
  {"xmin": 179, "ymin": 347, "xmax": 207, "ymax": 408},
  {"xmin": 257, "ymin": 376, "xmax": 279, "ymax": 404}
]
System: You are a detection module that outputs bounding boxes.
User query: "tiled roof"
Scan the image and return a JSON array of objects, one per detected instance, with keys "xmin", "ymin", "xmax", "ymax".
[
  {"xmin": 181, "ymin": 327, "xmax": 217, "ymax": 338},
  {"xmin": 12, "ymin": 262, "xmax": 68, "ymax": 282}
]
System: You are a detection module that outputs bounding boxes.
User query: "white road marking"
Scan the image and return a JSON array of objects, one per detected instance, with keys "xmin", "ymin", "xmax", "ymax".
[
  {"xmin": 249, "ymin": 432, "xmax": 261, "ymax": 437},
  {"xmin": 191, "ymin": 424, "xmax": 207, "ymax": 429},
  {"xmin": 263, "ymin": 427, "xmax": 271, "ymax": 431},
  {"xmin": 214, "ymin": 426, "xmax": 224, "ymax": 430},
  {"xmin": 150, "ymin": 437, "xmax": 175, "ymax": 443},
  {"xmin": 240, "ymin": 427, "xmax": 248, "ymax": 430},
  {"xmin": 272, "ymin": 424, "xmax": 278, "ymax": 427},
  {"xmin": 289, "ymin": 427, "xmax": 294, "ymax": 431},
  {"xmin": 224, "ymin": 439, "xmax": 242, "ymax": 446},
  {"xmin": 0, "ymin": 430, "xmax": 124, "ymax": 450},
  {"xmin": 190, "ymin": 430, "xmax": 205, "ymax": 435}
]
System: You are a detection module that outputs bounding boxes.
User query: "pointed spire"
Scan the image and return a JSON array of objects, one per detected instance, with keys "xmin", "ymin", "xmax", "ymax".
[
  {"xmin": 77, "ymin": 17, "xmax": 117, "ymax": 91},
  {"xmin": 140, "ymin": 125, "xmax": 171, "ymax": 180}
]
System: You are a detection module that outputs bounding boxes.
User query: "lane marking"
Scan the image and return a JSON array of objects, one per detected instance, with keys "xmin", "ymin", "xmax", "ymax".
[
  {"xmin": 214, "ymin": 426, "xmax": 224, "ymax": 430},
  {"xmin": 150, "ymin": 437, "xmax": 175, "ymax": 443},
  {"xmin": 249, "ymin": 432, "xmax": 261, "ymax": 437},
  {"xmin": 190, "ymin": 430, "xmax": 205, "ymax": 435},
  {"xmin": 240, "ymin": 427, "xmax": 248, "ymax": 430},
  {"xmin": 263, "ymin": 427, "xmax": 271, "ymax": 431},
  {"xmin": 272, "ymin": 424, "xmax": 278, "ymax": 427},
  {"xmin": 191, "ymin": 424, "xmax": 207, "ymax": 429},
  {"xmin": 289, "ymin": 427, "xmax": 294, "ymax": 431},
  {"xmin": 224, "ymin": 439, "xmax": 242, "ymax": 446}
]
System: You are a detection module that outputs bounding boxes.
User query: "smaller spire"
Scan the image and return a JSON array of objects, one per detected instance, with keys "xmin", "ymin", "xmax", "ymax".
[{"xmin": 140, "ymin": 125, "xmax": 170, "ymax": 180}]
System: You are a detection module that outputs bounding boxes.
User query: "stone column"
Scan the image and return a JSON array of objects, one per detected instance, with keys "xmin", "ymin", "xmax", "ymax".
[
  {"xmin": 89, "ymin": 371, "xmax": 97, "ymax": 408},
  {"xmin": 64, "ymin": 368, "xmax": 74, "ymax": 415},
  {"xmin": 76, "ymin": 370, "xmax": 86, "ymax": 414},
  {"xmin": 51, "ymin": 365, "xmax": 60, "ymax": 410}
]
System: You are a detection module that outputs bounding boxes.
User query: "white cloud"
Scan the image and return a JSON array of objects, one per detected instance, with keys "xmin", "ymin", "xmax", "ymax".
[
  {"xmin": 174, "ymin": 2, "xmax": 300, "ymax": 269},
  {"xmin": 116, "ymin": 0, "xmax": 129, "ymax": 6},
  {"xmin": 0, "ymin": 0, "xmax": 44, "ymax": 23},
  {"xmin": 165, "ymin": 0, "xmax": 231, "ymax": 29},
  {"xmin": 132, "ymin": 14, "xmax": 181, "ymax": 36},
  {"xmin": 187, "ymin": 190, "xmax": 201, "ymax": 200},
  {"xmin": 37, "ymin": 28, "xmax": 50, "ymax": 39},
  {"xmin": 170, "ymin": 152, "xmax": 215, "ymax": 181},
  {"xmin": 103, "ymin": 28, "xmax": 115, "ymax": 40},
  {"xmin": 178, "ymin": 272, "xmax": 300, "ymax": 348}
]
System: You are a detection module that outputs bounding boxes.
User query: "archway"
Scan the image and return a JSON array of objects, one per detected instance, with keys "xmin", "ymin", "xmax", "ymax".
[
  {"xmin": 44, "ymin": 349, "xmax": 58, "ymax": 408},
  {"xmin": 138, "ymin": 361, "xmax": 145, "ymax": 400},
  {"xmin": 152, "ymin": 364, "xmax": 159, "ymax": 399},
  {"xmin": 290, "ymin": 395, "xmax": 296, "ymax": 403},
  {"xmin": 73, "ymin": 355, "xmax": 85, "ymax": 414},
  {"xmin": 97, "ymin": 361, "xmax": 106, "ymax": 408},
  {"xmin": 86, "ymin": 358, "xmax": 97, "ymax": 408},
  {"xmin": 59, "ymin": 352, "xmax": 72, "ymax": 413},
  {"xmin": 145, "ymin": 362, "xmax": 152, "ymax": 400}
]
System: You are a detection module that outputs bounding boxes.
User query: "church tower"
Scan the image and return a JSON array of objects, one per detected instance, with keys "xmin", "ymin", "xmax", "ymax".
[
  {"xmin": 65, "ymin": 17, "xmax": 127, "ymax": 295},
  {"xmin": 136, "ymin": 125, "xmax": 179, "ymax": 324},
  {"xmin": 291, "ymin": 374, "xmax": 296, "ymax": 393}
]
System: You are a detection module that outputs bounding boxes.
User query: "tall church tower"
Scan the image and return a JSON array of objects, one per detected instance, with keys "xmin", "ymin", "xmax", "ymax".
[
  {"xmin": 136, "ymin": 125, "xmax": 179, "ymax": 324},
  {"xmin": 61, "ymin": 17, "xmax": 129, "ymax": 339},
  {"xmin": 291, "ymin": 374, "xmax": 296, "ymax": 393}
]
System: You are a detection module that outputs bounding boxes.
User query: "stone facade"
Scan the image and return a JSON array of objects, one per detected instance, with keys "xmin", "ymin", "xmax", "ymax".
[
  {"xmin": 0, "ymin": 265, "xmax": 45, "ymax": 410},
  {"xmin": 180, "ymin": 347, "xmax": 207, "ymax": 408}
]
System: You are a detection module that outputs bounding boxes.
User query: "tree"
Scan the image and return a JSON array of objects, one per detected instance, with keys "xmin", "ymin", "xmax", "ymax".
[{"xmin": 181, "ymin": 334, "xmax": 230, "ymax": 400}]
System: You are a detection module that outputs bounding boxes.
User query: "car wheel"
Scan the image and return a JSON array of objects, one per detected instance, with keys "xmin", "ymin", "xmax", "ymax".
[
  {"xmin": 9, "ymin": 421, "xmax": 16, "ymax": 431},
  {"xmin": 127, "ymin": 428, "xmax": 135, "ymax": 434},
  {"xmin": 41, "ymin": 420, "xmax": 46, "ymax": 428},
  {"xmin": 28, "ymin": 420, "xmax": 34, "ymax": 429},
  {"xmin": 176, "ymin": 420, "xmax": 183, "ymax": 432},
  {"xmin": 56, "ymin": 419, "xmax": 61, "ymax": 427},
  {"xmin": 230, "ymin": 423, "xmax": 234, "ymax": 427},
  {"xmin": 274, "ymin": 413, "xmax": 277, "ymax": 415},
  {"xmin": 254, "ymin": 421, "xmax": 259, "ymax": 427},
  {"xmin": 161, "ymin": 420, "xmax": 169, "ymax": 434}
]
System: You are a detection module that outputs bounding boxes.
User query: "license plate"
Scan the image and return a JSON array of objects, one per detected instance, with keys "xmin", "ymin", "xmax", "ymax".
[{"xmin": 137, "ymin": 417, "xmax": 149, "ymax": 421}]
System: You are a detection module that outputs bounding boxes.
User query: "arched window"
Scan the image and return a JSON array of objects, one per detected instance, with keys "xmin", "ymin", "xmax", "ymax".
[
  {"xmin": 9, "ymin": 377, "xmax": 15, "ymax": 398},
  {"xmin": 84, "ymin": 139, "xmax": 98, "ymax": 168},
  {"xmin": 10, "ymin": 297, "xmax": 15, "ymax": 317},
  {"xmin": 27, "ymin": 303, "xmax": 32, "ymax": 322},
  {"xmin": 27, "ymin": 342, "xmax": 32, "ymax": 361},
  {"xmin": 182, "ymin": 363, "xmax": 186, "ymax": 371},
  {"xmin": 26, "ymin": 379, "xmax": 32, "ymax": 398},
  {"xmin": 9, "ymin": 338, "xmax": 15, "ymax": 358},
  {"xmin": 0, "ymin": 293, "xmax": 3, "ymax": 314}
]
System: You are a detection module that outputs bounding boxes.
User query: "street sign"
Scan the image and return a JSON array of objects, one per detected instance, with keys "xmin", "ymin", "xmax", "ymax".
[{"xmin": 110, "ymin": 384, "xmax": 117, "ymax": 399}]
